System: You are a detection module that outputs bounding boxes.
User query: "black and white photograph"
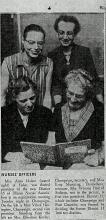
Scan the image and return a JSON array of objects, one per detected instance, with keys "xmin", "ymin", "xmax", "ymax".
[
  {"xmin": 1, "ymin": 12, "xmax": 105, "ymax": 170},
  {"xmin": 0, "ymin": 1, "xmax": 106, "ymax": 220}
]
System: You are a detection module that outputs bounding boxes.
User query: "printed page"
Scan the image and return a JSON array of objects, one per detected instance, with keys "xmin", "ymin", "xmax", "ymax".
[{"xmin": 0, "ymin": 0, "xmax": 106, "ymax": 219}]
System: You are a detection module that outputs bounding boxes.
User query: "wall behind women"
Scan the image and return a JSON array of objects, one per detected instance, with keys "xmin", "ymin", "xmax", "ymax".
[
  {"xmin": 1, "ymin": 14, "xmax": 19, "ymax": 63},
  {"xmin": 1, "ymin": 13, "xmax": 104, "ymax": 77},
  {"xmin": 20, "ymin": 13, "xmax": 104, "ymax": 77}
]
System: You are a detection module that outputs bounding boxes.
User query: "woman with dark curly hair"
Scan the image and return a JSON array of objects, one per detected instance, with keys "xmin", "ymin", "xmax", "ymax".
[
  {"xmin": 1, "ymin": 75, "xmax": 52, "ymax": 162},
  {"xmin": 48, "ymin": 14, "xmax": 102, "ymax": 105}
]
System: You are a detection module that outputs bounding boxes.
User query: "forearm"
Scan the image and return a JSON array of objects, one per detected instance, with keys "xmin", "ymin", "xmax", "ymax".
[{"xmin": 43, "ymin": 59, "xmax": 53, "ymax": 109}]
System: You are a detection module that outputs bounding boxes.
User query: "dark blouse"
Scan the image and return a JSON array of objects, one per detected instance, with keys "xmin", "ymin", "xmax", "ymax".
[
  {"xmin": 48, "ymin": 43, "xmax": 98, "ymax": 103},
  {"xmin": 1, "ymin": 102, "xmax": 53, "ymax": 162}
]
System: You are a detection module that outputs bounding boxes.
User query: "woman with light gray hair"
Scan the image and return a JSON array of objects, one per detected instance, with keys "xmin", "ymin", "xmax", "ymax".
[
  {"xmin": 53, "ymin": 68, "xmax": 104, "ymax": 167},
  {"xmin": 65, "ymin": 68, "xmax": 95, "ymax": 103}
]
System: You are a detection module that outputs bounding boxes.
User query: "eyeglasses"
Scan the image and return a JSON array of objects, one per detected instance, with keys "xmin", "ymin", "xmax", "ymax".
[
  {"xmin": 66, "ymin": 89, "xmax": 85, "ymax": 100},
  {"xmin": 25, "ymin": 40, "xmax": 44, "ymax": 46}
]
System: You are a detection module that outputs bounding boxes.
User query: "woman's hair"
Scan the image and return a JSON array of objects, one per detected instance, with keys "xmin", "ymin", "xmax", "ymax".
[
  {"xmin": 23, "ymin": 24, "xmax": 46, "ymax": 40},
  {"xmin": 65, "ymin": 69, "xmax": 95, "ymax": 100},
  {"xmin": 9, "ymin": 69, "xmax": 38, "ymax": 99},
  {"xmin": 54, "ymin": 14, "xmax": 81, "ymax": 36}
]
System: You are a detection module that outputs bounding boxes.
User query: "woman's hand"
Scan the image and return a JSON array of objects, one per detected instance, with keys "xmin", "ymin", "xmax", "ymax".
[
  {"xmin": 84, "ymin": 150, "xmax": 99, "ymax": 166},
  {"xmin": 84, "ymin": 145, "xmax": 104, "ymax": 167}
]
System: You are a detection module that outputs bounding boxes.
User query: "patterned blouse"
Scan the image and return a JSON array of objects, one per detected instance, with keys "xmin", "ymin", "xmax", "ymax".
[{"xmin": 1, "ymin": 51, "xmax": 53, "ymax": 106}]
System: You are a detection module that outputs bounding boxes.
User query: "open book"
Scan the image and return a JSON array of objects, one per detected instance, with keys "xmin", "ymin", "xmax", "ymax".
[{"xmin": 20, "ymin": 139, "xmax": 91, "ymax": 167}]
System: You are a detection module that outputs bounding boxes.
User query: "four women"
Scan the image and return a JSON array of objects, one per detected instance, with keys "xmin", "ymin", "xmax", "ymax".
[{"xmin": 1, "ymin": 21, "xmax": 104, "ymax": 168}]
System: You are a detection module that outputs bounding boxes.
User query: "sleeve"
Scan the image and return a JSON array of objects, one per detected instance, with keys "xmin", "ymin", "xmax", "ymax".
[
  {"xmin": 46, "ymin": 108, "xmax": 53, "ymax": 131},
  {"xmin": 1, "ymin": 108, "xmax": 10, "ymax": 161},
  {"xmin": 45, "ymin": 58, "xmax": 53, "ymax": 92},
  {"xmin": 48, "ymin": 51, "xmax": 62, "ymax": 97},
  {"xmin": 86, "ymin": 48, "xmax": 104, "ymax": 104},
  {"xmin": 52, "ymin": 74, "xmax": 62, "ymax": 96},
  {"xmin": 86, "ymin": 48, "xmax": 98, "ymax": 82},
  {"xmin": 1, "ymin": 59, "xmax": 10, "ymax": 106},
  {"xmin": 43, "ymin": 58, "xmax": 53, "ymax": 109},
  {"xmin": 51, "ymin": 62, "xmax": 62, "ymax": 97},
  {"xmin": 52, "ymin": 104, "xmax": 61, "ymax": 131},
  {"xmin": 51, "ymin": 66, "xmax": 63, "ymax": 105},
  {"xmin": 92, "ymin": 103, "xmax": 104, "ymax": 147},
  {"xmin": 97, "ymin": 106, "xmax": 104, "ymax": 142}
]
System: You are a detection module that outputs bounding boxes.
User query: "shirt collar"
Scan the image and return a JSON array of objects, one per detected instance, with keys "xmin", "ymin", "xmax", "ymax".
[{"xmin": 18, "ymin": 109, "xmax": 29, "ymax": 121}]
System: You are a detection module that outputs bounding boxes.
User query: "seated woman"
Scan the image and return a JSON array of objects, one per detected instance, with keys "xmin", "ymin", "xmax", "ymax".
[
  {"xmin": 1, "ymin": 76, "xmax": 52, "ymax": 163},
  {"xmin": 53, "ymin": 69, "xmax": 104, "ymax": 167}
]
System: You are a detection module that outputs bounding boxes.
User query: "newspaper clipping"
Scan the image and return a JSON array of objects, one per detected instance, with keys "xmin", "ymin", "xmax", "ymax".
[{"xmin": 0, "ymin": 0, "xmax": 106, "ymax": 219}]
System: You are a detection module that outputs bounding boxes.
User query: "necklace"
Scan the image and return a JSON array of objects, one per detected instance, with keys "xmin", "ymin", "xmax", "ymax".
[{"xmin": 64, "ymin": 51, "xmax": 71, "ymax": 65}]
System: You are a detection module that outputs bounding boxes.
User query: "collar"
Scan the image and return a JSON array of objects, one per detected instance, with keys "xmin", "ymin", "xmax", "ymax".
[
  {"xmin": 18, "ymin": 109, "xmax": 29, "ymax": 120},
  {"xmin": 18, "ymin": 109, "xmax": 29, "ymax": 128},
  {"xmin": 59, "ymin": 42, "xmax": 75, "ymax": 54},
  {"xmin": 22, "ymin": 51, "xmax": 47, "ymax": 66},
  {"xmin": 62, "ymin": 101, "xmax": 94, "ymax": 142},
  {"xmin": 63, "ymin": 48, "xmax": 72, "ymax": 56}
]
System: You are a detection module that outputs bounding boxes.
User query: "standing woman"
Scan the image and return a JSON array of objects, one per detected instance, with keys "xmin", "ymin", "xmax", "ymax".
[{"xmin": 1, "ymin": 24, "xmax": 53, "ymax": 109}]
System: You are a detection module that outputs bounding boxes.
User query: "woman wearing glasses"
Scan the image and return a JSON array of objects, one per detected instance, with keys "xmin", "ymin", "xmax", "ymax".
[
  {"xmin": 53, "ymin": 69, "xmax": 104, "ymax": 167},
  {"xmin": 1, "ymin": 24, "xmax": 53, "ymax": 109}
]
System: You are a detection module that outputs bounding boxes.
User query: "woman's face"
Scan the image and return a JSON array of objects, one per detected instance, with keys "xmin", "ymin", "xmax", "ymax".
[
  {"xmin": 16, "ymin": 88, "xmax": 36, "ymax": 115},
  {"xmin": 57, "ymin": 21, "xmax": 75, "ymax": 48},
  {"xmin": 23, "ymin": 31, "xmax": 44, "ymax": 58},
  {"xmin": 66, "ymin": 82, "xmax": 86, "ymax": 111}
]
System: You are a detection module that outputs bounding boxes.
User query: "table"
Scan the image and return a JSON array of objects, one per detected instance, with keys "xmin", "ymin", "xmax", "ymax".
[{"xmin": 1, "ymin": 152, "xmax": 103, "ymax": 170}]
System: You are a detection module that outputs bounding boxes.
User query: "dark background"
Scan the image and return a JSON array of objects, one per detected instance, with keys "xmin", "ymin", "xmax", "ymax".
[{"xmin": 1, "ymin": 14, "xmax": 19, "ymax": 63}]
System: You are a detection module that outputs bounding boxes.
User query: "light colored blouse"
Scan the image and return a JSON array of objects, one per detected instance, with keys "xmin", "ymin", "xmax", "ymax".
[
  {"xmin": 61, "ymin": 101, "xmax": 94, "ymax": 142},
  {"xmin": 1, "ymin": 51, "xmax": 53, "ymax": 109}
]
